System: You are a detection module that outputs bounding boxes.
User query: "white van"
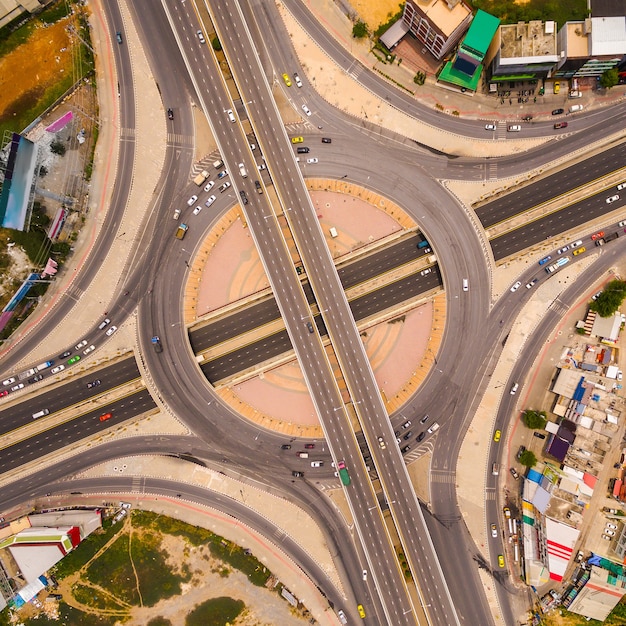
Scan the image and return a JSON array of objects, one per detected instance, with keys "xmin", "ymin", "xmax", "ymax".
[
  {"xmin": 298, "ymin": 452, "xmax": 309, "ymax": 459},
  {"xmin": 569, "ymin": 104, "xmax": 583, "ymax": 113},
  {"xmin": 492, "ymin": 463, "xmax": 500, "ymax": 476},
  {"xmin": 32, "ymin": 409, "xmax": 50, "ymax": 419},
  {"xmin": 427, "ymin": 422, "xmax": 440, "ymax": 434}
]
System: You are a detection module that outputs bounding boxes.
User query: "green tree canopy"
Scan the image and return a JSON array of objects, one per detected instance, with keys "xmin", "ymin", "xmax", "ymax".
[
  {"xmin": 352, "ymin": 20, "xmax": 368, "ymax": 39},
  {"xmin": 519, "ymin": 450, "xmax": 537, "ymax": 468},
  {"xmin": 522, "ymin": 410, "xmax": 547, "ymax": 430},
  {"xmin": 590, "ymin": 280, "xmax": 626, "ymax": 317},
  {"xmin": 599, "ymin": 67, "xmax": 619, "ymax": 90}
]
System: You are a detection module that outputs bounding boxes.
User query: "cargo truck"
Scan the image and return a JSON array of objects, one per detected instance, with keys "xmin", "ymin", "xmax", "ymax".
[
  {"xmin": 193, "ymin": 170, "xmax": 209, "ymax": 186},
  {"xmin": 175, "ymin": 223, "xmax": 188, "ymax": 240},
  {"xmin": 595, "ymin": 232, "xmax": 619, "ymax": 246},
  {"xmin": 35, "ymin": 360, "xmax": 53, "ymax": 372},
  {"xmin": 337, "ymin": 460, "xmax": 351, "ymax": 486},
  {"xmin": 545, "ymin": 257, "xmax": 569, "ymax": 274}
]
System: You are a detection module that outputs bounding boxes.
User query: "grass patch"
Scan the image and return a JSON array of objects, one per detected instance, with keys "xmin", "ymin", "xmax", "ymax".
[
  {"xmin": 53, "ymin": 520, "xmax": 123, "ymax": 579},
  {"xmin": 73, "ymin": 582, "xmax": 127, "ymax": 612},
  {"xmin": 469, "ymin": 0, "xmax": 587, "ymax": 27},
  {"xmin": 185, "ymin": 597, "xmax": 245, "ymax": 626},
  {"xmin": 133, "ymin": 511, "xmax": 270, "ymax": 587},
  {"xmin": 147, "ymin": 619, "xmax": 173, "ymax": 626},
  {"xmin": 86, "ymin": 532, "xmax": 140, "ymax": 606},
  {"xmin": 85, "ymin": 514, "xmax": 189, "ymax": 607}
]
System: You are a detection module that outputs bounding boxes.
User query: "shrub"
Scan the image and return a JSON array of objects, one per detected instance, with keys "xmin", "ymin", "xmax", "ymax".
[
  {"xmin": 352, "ymin": 20, "xmax": 368, "ymax": 39},
  {"xmin": 522, "ymin": 409, "xmax": 547, "ymax": 430}
]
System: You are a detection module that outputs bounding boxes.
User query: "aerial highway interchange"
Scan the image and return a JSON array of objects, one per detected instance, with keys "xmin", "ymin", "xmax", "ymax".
[{"xmin": 1, "ymin": 0, "xmax": 626, "ymax": 624}]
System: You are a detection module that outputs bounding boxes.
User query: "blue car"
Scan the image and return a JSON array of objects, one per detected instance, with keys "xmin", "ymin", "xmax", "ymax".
[{"xmin": 538, "ymin": 255, "xmax": 552, "ymax": 266}]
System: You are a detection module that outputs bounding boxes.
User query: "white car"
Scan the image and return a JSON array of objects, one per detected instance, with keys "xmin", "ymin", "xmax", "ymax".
[
  {"xmin": 203, "ymin": 180, "xmax": 215, "ymax": 192},
  {"xmin": 556, "ymin": 245, "xmax": 570, "ymax": 255},
  {"xmin": 227, "ymin": 109, "xmax": 236, "ymax": 123},
  {"xmin": 51, "ymin": 365, "xmax": 65, "ymax": 374},
  {"xmin": 83, "ymin": 345, "xmax": 95, "ymax": 355},
  {"xmin": 219, "ymin": 181, "xmax": 231, "ymax": 193},
  {"xmin": 618, "ymin": 371, "xmax": 623, "ymax": 381},
  {"xmin": 205, "ymin": 195, "xmax": 216, "ymax": 208},
  {"xmin": 605, "ymin": 529, "xmax": 616, "ymax": 536},
  {"xmin": 510, "ymin": 281, "xmax": 522, "ymax": 292},
  {"xmin": 105, "ymin": 326, "xmax": 117, "ymax": 337},
  {"xmin": 302, "ymin": 104, "xmax": 312, "ymax": 116},
  {"xmin": 11, "ymin": 383, "xmax": 24, "ymax": 392},
  {"xmin": 2, "ymin": 377, "xmax": 16, "ymax": 386},
  {"xmin": 619, "ymin": 220, "xmax": 626, "ymax": 227},
  {"xmin": 75, "ymin": 340, "xmax": 88, "ymax": 350},
  {"xmin": 377, "ymin": 436, "xmax": 386, "ymax": 449},
  {"xmin": 192, "ymin": 205, "xmax": 203, "ymax": 216},
  {"xmin": 420, "ymin": 268, "xmax": 432, "ymax": 276},
  {"xmin": 173, "ymin": 209, "xmax": 181, "ymax": 220},
  {"xmin": 187, "ymin": 195, "xmax": 198, "ymax": 206},
  {"xmin": 294, "ymin": 72, "xmax": 303, "ymax": 88},
  {"xmin": 508, "ymin": 125, "xmax": 521, "ymax": 132},
  {"xmin": 362, "ymin": 569, "xmax": 367, "ymax": 581},
  {"xmin": 311, "ymin": 461, "xmax": 323, "ymax": 467},
  {"xmin": 485, "ymin": 123, "xmax": 496, "ymax": 131},
  {"xmin": 306, "ymin": 158, "xmax": 318, "ymax": 164},
  {"xmin": 606, "ymin": 195, "xmax": 619, "ymax": 204},
  {"xmin": 196, "ymin": 30, "xmax": 205, "ymax": 44},
  {"xmin": 607, "ymin": 523, "xmax": 618, "ymax": 530},
  {"xmin": 491, "ymin": 523, "xmax": 498, "ymax": 538}
]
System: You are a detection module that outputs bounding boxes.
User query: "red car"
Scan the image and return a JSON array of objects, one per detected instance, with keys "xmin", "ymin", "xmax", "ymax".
[
  {"xmin": 99, "ymin": 412, "xmax": 112, "ymax": 422},
  {"xmin": 304, "ymin": 443, "xmax": 315, "ymax": 449},
  {"xmin": 554, "ymin": 122, "xmax": 568, "ymax": 129},
  {"xmin": 591, "ymin": 231, "xmax": 605, "ymax": 241}
]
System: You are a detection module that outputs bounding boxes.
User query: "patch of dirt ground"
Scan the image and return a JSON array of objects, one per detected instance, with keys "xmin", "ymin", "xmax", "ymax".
[
  {"xmin": 350, "ymin": 0, "xmax": 403, "ymax": 29},
  {"xmin": 55, "ymin": 518, "xmax": 312, "ymax": 626},
  {"xmin": 0, "ymin": 17, "xmax": 74, "ymax": 119}
]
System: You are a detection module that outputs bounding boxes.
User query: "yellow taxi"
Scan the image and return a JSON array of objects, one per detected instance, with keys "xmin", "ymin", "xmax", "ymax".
[
  {"xmin": 282, "ymin": 73, "xmax": 292, "ymax": 87},
  {"xmin": 291, "ymin": 136, "xmax": 304, "ymax": 144},
  {"xmin": 553, "ymin": 81, "xmax": 560, "ymax": 94},
  {"xmin": 503, "ymin": 506, "xmax": 511, "ymax": 519},
  {"xmin": 494, "ymin": 429, "xmax": 501, "ymax": 443},
  {"xmin": 573, "ymin": 246, "xmax": 586, "ymax": 256},
  {"xmin": 498, "ymin": 554, "xmax": 505, "ymax": 568},
  {"xmin": 357, "ymin": 604, "xmax": 366, "ymax": 618}
]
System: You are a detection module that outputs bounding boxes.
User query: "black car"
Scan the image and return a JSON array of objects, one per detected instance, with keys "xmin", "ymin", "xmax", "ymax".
[
  {"xmin": 281, "ymin": 444, "xmax": 291, "ymax": 450},
  {"xmin": 29, "ymin": 374, "xmax": 44, "ymax": 383},
  {"xmin": 403, "ymin": 431, "xmax": 413, "ymax": 440},
  {"xmin": 551, "ymin": 108, "xmax": 564, "ymax": 115},
  {"xmin": 417, "ymin": 432, "xmax": 425, "ymax": 442},
  {"xmin": 321, "ymin": 137, "xmax": 332, "ymax": 143},
  {"xmin": 420, "ymin": 414, "xmax": 429, "ymax": 424},
  {"xmin": 239, "ymin": 190, "xmax": 248, "ymax": 205},
  {"xmin": 401, "ymin": 445, "xmax": 411, "ymax": 453},
  {"xmin": 296, "ymin": 147, "xmax": 310, "ymax": 154},
  {"xmin": 87, "ymin": 379, "xmax": 101, "ymax": 389},
  {"xmin": 292, "ymin": 471, "xmax": 304, "ymax": 477},
  {"xmin": 116, "ymin": 32, "xmax": 123, "ymax": 44},
  {"xmin": 167, "ymin": 108, "xmax": 174, "ymax": 120},
  {"xmin": 59, "ymin": 351, "xmax": 71, "ymax": 359},
  {"xmin": 533, "ymin": 432, "xmax": 546, "ymax": 439},
  {"xmin": 516, "ymin": 445, "xmax": 526, "ymax": 460}
]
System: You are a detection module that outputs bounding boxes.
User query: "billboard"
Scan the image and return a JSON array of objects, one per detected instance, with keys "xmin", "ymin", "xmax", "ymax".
[{"xmin": 0, "ymin": 133, "xmax": 38, "ymax": 231}]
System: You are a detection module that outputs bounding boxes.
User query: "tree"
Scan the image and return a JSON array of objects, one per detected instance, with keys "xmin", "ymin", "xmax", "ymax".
[
  {"xmin": 519, "ymin": 450, "xmax": 537, "ymax": 468},
  {"xmin": 522, "ymin": 410, "xmax": 546, "ymax": 430},
  {"xmin": 211, "ymin": 36, "xmax": 222, "ymax": 52},
  {"xmin": 599, "ymin": 67, "xmax": 619, "ymax": 90},
  {"xmin": 352, "ymin": 20, "xmax": 368, "ymax": 39},
  {"xmin": 50, "ymin": 140, "xmax": 66, "ymax": 156},
  {"xmin": 590, "ymin": 280, "xmax": 626, "ymax": 317}
]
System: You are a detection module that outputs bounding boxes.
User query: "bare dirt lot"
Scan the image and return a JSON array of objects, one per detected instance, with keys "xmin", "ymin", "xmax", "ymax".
[
  {"xmin": 0, "ymin": 18, "xmax": 74, "ymax": 123},
  {"xmin": 349, "ymin": 0, "xmax": 403, "ymax": 28}
]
